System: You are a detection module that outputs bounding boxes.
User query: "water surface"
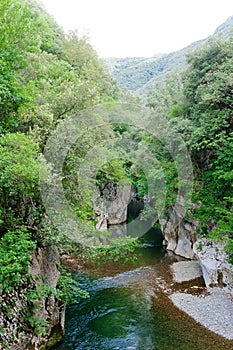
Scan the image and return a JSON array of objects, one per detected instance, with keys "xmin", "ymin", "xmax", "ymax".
[{"xmin": 54, "ymin": 246, "xmax": 233, "ymax": 350}]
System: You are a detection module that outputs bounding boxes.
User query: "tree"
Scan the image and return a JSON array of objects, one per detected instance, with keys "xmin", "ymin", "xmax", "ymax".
[
  {"xmin": 0, "ymin": 133, "xmax": 40, "ymax": 233},
  {"xmin": 0, "ymin": 0, "xmax": 41, "ymax": 133}
]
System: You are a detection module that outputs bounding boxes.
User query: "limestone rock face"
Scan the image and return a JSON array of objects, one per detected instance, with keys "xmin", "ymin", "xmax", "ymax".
[
  {"xmin": 28, "ymin": 244, "xmax": 65, "ymax": 349},
  {"xmin": 160, "ymin": 205, "xmax": 199, "ymax": 259},
  {"xmin": 93, "ymin": 183, "xmax": 131, "ymax": 230},
  {"xmin": 0, "ymin": 245, "xmax": 65, "ymax": 350},
  {"xmin": 194, "ymin": 239, "xmax": 233, "ymax": 292}
]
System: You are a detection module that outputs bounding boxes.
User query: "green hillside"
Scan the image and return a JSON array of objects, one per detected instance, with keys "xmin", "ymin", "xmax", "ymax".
[{"xmin": 104, "ymin": 16, "xmax": 233, "ymax": 93}]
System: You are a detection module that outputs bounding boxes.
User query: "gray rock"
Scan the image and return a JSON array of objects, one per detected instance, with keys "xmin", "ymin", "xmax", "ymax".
[
  {"xmin": 0, "ymin": 244, "xmax": 65, "ymax": 350},
  {"xmin": 171, "ymin": 261, "xmax": 203, "ymax": 283},
  {"xmin": 194, "ymin": 238, "xmax": 233, "ymax": 292},
  {"xmin": 28, "ymin": 244, "xmax": 65, "ymax": 349},
  {"xmin": 94, "ymin": 183, "xmax": 131, "ymax": 230},
  {"xmin": 160, "ymin": 204, "xmax": 199, "ymax": 259}
]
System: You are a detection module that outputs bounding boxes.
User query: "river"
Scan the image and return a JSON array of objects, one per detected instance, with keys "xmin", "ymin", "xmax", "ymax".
[{"xmin": 53, "ymin": 243, "xmax": 233, "ymax": 350}]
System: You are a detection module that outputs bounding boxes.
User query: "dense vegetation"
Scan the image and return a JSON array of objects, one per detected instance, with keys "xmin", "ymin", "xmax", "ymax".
[
  {"xmin": 146, "ymin": 38, "xmax": 233, "ymax": 261},
  {"xmin": 0, "ymin": 1, "xmax": 120, "ymax": 341},
  {"xmin": 0, "ymin": 0, "xmax": 232, "ymax": 346}
]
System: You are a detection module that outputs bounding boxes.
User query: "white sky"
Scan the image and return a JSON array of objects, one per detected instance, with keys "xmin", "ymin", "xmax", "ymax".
[{"xmin": 39, "ymin": 0, "xmax": 233, "ymax": 57}]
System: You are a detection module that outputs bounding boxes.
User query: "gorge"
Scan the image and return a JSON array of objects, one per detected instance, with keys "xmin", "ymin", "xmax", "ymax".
[{"xmin": 0, "ymin": 1, "xmax": 232, "ymax": 349}]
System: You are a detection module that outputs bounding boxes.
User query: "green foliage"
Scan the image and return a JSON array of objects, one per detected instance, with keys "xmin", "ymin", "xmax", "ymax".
[
  {"xmin": 0, "ymin": 0, "xmax": 118, "ymax": 138},
  {"xmin": 26, "ymin": 283, "xmax": 59, "ymax": 304},
  {"xmin": 27, "ymin": 0, "xmax": 65, "ymax": 56},
  {"xmin": 130, "ymin": 170, "xmax": 148, "ymax": 199},
  {"xmin": 182, "ymin": 37, "xmax": 233, "ymax": 227},
  {"xmin": 0, "ymin": 0, "xmax": 45, "ymax": 133},
  {"xmin": 207, "ymin": 199, "xmax": 233, "ymax": 264},
  {"xmin": 183, "ymin": 39, "xmax": 233, "ymax": 151},
  {"xmin": 0, "ymin": 58, "xmax": 27, "ymax": 133},
  {"xmin": 63, "ymin": 31, "xmax": 118, "ymax": 102},
  {"xmin": 195, "ymin": 242, "xmax": 203, "ymax": 251},
  {"xmin": 24, "ymin": 313, "xmax": 49, "ymax": 336},
  {"xmin": 96, "ymin": 159, "xmax": 128, "ymax": 186},
  {"xmin": 57, "ymin": 272, "xmax": 89, "ymax": 304},
  {"xmin": 0, "ymin": 228, "xmax": 36, "ymax": 290},
  {"xmin": 147, "ymin": 71, "xmax": 184, "ymax": 116},
  {"xmin": 146, "ymin": 35, "xmax": 233, "ymax": 262},
  {"xmin": 0, "ymin": 0, "xmax": 40, "ymax": 63},
  {"xmin": 0, "ymin": 133, "xmax": 41, "ymax": 231},
  {"xmin": 86, "ymin": 238, "xmax": 139, "ymax": 265},
  {"xmin": 18, "ymin": 46, "xmax": 116, "ymax": 143}
]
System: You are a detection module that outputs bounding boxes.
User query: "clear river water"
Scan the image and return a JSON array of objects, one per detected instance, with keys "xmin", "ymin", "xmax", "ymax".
[{"xmin": 53, "ymin": 243, "xmax": 233, "ymax": 350}]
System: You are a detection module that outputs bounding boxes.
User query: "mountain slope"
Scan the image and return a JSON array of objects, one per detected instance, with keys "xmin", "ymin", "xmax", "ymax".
[{"xmin": 104, "ymin": 16, "xmax": 233, "ymax": 94}]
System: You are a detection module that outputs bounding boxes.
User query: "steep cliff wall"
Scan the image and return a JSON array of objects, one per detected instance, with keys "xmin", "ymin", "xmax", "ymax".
[
  {"xmin": 93, "ymin": 183, "xmax": 132, "ymax": 230},
  {"xmin": 160, "ymin": 206, "xmax": 199, "ymax": 259},
  {"xmin": 0, "ymin": 245, "xmax": 65, "ymax": 350}
]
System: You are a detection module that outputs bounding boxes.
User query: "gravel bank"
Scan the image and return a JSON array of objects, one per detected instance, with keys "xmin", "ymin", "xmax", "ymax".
[{"xmin": 169, "ymin": 289, "xmax": 233, "ymax": 340}]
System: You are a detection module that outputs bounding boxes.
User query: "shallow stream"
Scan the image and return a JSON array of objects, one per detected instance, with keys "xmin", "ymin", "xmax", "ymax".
[{"xmin": 54, "ymin": 245, "xmax": 233, "ymax": 350}]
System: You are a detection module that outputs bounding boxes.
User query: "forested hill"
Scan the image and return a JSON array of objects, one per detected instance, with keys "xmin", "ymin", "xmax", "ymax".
[{"xmin": 103, "ymin": 16, "xmax": 233, "ymax": 93}]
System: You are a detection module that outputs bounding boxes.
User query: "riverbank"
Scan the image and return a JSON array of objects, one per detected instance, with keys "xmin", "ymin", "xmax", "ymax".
[
  {"xmin": 170, "ymin": 288, "xmax": 233, "ymax": 340},
  {"xmin": 168, "ymin": 260, "xmax": 233, "ymax": 341},
  {"xmin": 55, "ymin": 246, "xmax": 233, "ymax": 350},
  {"xmin": 61, "ymin": 253, "xmax": 233, "ymax": 343}
]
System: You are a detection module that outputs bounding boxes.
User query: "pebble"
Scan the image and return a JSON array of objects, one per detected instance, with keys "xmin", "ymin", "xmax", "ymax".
[{"xmin": 169, "ymin": 288, "xmax": 233, "ymax": 340}]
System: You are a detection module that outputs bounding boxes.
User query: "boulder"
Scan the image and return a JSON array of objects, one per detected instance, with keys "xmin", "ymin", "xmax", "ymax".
[{"xmin": 171, "ymin": 261, "xmax": 203, "ymax": 283}]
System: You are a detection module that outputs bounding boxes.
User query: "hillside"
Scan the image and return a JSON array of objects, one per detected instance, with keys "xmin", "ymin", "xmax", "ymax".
[{"xmin": 104, "ymin": 16, "xmax": 233, "ymax": 93}]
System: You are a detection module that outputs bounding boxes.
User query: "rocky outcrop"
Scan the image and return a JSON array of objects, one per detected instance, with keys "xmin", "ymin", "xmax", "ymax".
[
  {"xmin": 28, "ymin": 244, "xmax": 65, "ymax": 349},
  {"xmin": 93, "ymin": 183, "xmax": 131, "ymax": 230},
  {"xmin": 161, "ymin": 204, "xmax": 233, "ymax": 292},
  {"xmin": 194, "ymin": 238, "xmax": 233, "ymax": 292},
  {"xmin": 0, "ymin": 244, "xmax": 65, "ymax": 350},
  {"xmin": 160, "ymin": 205, "xmax": 200, "ymax": 259},
  {"xmin": 0, "ymin": 283, "xmax": 29, "ymax": 350}
]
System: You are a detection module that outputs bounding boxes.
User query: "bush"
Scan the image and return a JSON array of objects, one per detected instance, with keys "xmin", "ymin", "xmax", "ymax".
[{"xmin": 0, "ymin": 228, "xmax": 36, "ymax": 291}]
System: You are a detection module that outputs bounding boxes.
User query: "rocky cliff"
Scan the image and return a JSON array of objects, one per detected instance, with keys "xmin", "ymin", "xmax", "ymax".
[
  {"xmin": 93, "ymin": 183, "xmax": 132, "ymax": 231},
  {"xmin": 0, "ymin": 244, "xmax": 65, "ymax": 350},
  {"xmin": 160, "ymin": 204, "xmax": 233, "ymax": 293},
  {"xmin": 160, "ymin": 205, "xmax": 199, "ymax": 259}
]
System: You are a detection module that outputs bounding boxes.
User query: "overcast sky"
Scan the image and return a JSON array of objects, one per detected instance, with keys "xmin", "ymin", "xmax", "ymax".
[{"xmin": 39, "ymin": 0, "xmax": 233, "ymax": 57}]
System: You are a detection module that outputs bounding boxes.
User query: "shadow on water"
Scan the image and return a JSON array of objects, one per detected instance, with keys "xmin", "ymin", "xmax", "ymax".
[{"xmin": 108, "ymin": 198, "xmax": 163, "ymax": 245}]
